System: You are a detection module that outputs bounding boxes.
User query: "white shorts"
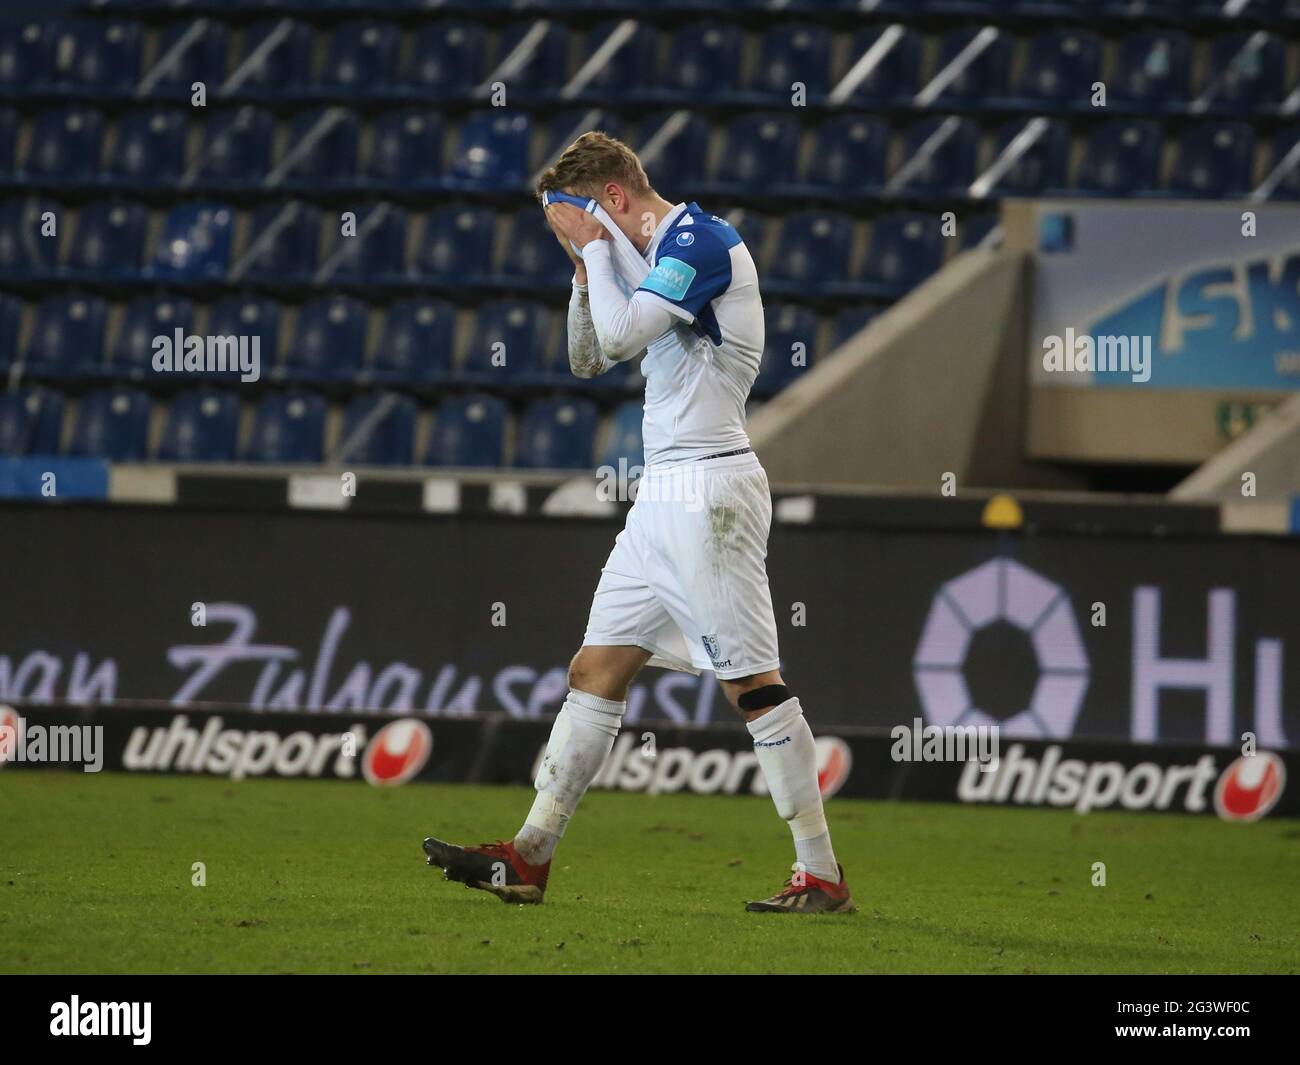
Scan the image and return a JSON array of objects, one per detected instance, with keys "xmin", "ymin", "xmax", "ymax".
[{"xmin": 583, "ymin": 450, "xmax": 781, "ymax": 680}]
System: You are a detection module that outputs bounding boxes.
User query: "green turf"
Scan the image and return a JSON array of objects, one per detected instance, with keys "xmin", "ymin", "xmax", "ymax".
[{"xmin": 1, "ymin": 770, "xmax": 1296, "ymax": 974}]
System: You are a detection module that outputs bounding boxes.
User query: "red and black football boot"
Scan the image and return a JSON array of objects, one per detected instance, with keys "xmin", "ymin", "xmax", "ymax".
[
  {"xmin": 745, "ymin": 864, "xmax": 855, "ymax": 914},
  {"xmin": 422, "ymin": 837, "xmax": 550, "ymax": 905}
]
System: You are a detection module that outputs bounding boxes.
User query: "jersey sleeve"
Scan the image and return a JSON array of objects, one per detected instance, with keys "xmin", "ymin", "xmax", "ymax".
[{"xmin": 635, "ymin": 230, "xmax": 732, "ymax": 322}]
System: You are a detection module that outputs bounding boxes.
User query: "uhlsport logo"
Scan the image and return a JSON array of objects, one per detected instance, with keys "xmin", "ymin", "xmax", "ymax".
[
  {"xmin": 362, "ymin": 719, "xmax": 433, "ymax": 787},
  {"xmin": 815, "ymin": 736, "xmax": 852, "ymax": 798},
  {"xmin": 1214, "ymin": 752, "xmax": 1285, "ymax": 822}
]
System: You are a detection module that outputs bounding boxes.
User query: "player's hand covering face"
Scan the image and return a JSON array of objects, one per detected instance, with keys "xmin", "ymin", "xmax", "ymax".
[{"xmin": 545, "ymin": 201, "xmax": 608, "ymax": 250}]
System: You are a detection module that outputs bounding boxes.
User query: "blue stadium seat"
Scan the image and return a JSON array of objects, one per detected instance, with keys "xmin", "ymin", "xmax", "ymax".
[
  {"xmin": 1169, "ymin": 123, "xmax": 1256, "ymax": 198},
  {"xmin": 1077, "ymin": 120, "xmax": 1163, "ymax": 195},
  {"xmin": 0, "ymin": 387, "xmax": 65, "ymax": 456},
  {"xmin": 366, "ymin": 109, "xmax": 444, "ymax": 188},
  {"xmin": 746, "ymin": 23, "xmax": 833, "ymax": 102},
  {"xmin": 755, "ymin": 304, "xmax": 817, "ymax": 397},
  {"xmin": 229, "ymin": 18, "xmax": 312, "ymax": 97},
  {"xmin": 141, "ymin": 20, "xmax": 228, "ymax": 100},
  {"xmin": 501, "ymin": 206, "xmax": 574, "ymax": 287},
  {"xmin": 283, "ymin": 296, "xmax": 370, "ymax": 382},
  {"xmin": 1113, "ymin": 31, "xmax": 1191, "ymax": 111},
  {"xmin": 1013, "ymin": 30, "xmax": 1103, "ymax": 107},
  {"xmin": 658, "ymin": 22, "xmax": 743, "ymax": 100},
  {"xmin": 960, "ymin": 214, "xmax": 1002, "ymax": 250},
  {"xmin": 106, "ymin": 108, "xmax": 187, "ymax": 187},
  {"xmin": 595, "ymin": 399, "xmax": 644, "ymax": 472},
  {"xmin": 418, "ymin": 205, "xmax": 496, "ymax": 284},
  {"xmin": 425, "ymin": 393, "xmax": 507, "ymax": 468},
  {"xmin": 928, "ymin": 27, "xmax": 1012, "ymax": 106},
  {"xmin": 832, "ymin": 306, "xmax": 882, "ymax": 349},
  {"xmin": 0, "ymin": 108, "xmax": 16, "ymax": 179},
  {"xmin": 0, "ymin": 293, "xmax": 20, "ymax": 371},
  {"xmin": 580, "ymin": 21, "xmax": 659, "ymax": 101},
  {"xmin": 712, "ymin": 114, "xmax": 801, "ymax": 193},
  {"xmin": 208, "ymin": 296, "xmax": 280, "ymax": 375},
  {"xmin": 1202, "ymin": 32, "xmax": 1285, "ymax": 112},
  {"xmin": 406, "ymin": 20, "xmax": 487, "ymax": 98},
  {"xmin": 462, "ymin": 299, "xmax": 551, "ymax": 381},
  {"xmin": 21, "ymin": 107, "xmax": 105, "ymax": 185},
  {"xmin": 67, "ymin": 200, "xmax": 148, "ymax": 280},
  {"xmin": 446, "ymin": 112, "xmax": 531, "ymax": 190},
  {"xmin": 859, "ymin": 213, "xmax": 943, "ymax": 295},
  {"xmin": 843, "ymin": 26, "xmax": 922, "ymax": 105},
  {"xmin": 805, "ymin": 116, "xmax": 889, "ymax": 194},
  {"xmin": 55, "ymin": 20, "xmax": 141, "ymax": 95},
  {"xmin": 546, "ymin": 110, "xmax": 626, "ymax": 162},
  {"xmin": 68, "ymin": 386, "xmax": 151, "ymax": 461},
  {"xmin": 515, "ymin": 397, "xmax": 598, "ymax": 470},
  {"xmin": 109, "ymin": 294, "xmax": 195, "ymax": 380},
  {"xmin": 157, "ymin": 389, "xmax": 240, "ymax": 463},
  {"xmin": 0, "ymin": 198, "xmax": 61, "ymax": 278},
  {"xmin": 336, "ymin": 391, "xmax": 416, "ymax": 466},
  {"xmin": 635, "ymin": 112, "xmax": 711, "ymax": 189},
  {"xmin": 274, "ymin": 107, "xmax": 360, "ymax": 189},
  {"xmin": 491, "ymin": 22, "xmax": 569, "ymax": 99},
  {"xmin": 235, "ymin": 201, "xmax": 322, "ymax": 283},
  {"xmin": 0, "ymin": 21, "xmax": 56, "ymax": 96},
  {"xmin": 767, "ymin": 212, "xmax": 852, "ymax": 290},
  {"xmin": 985, "ymin": 118, "xmax": 1070, "ymax": 196},
  {"xmin": 317, "ymin": 21, "xmax": 401, "ymax": 96},
  {"xmin": 892, "ymin": 117, "xmax": 979, "ymax": 196},
  {"xmin": 22, "ymin": 293, "xmax": 108, "ymax": 378},
  {"xmin": 317, "ymin": 202, "xmax": 408, "ymax": 282},
  {"xmin": 150, "ymin": 203, "xmax": 234, "ymax": 280},
  {"xmin": 369, "ymin": 299, "xmax": 456, "ymax": 384},
  {"xmin": 190, "ymin": 106, "xmax": 274, "ymax": 186},
  {"xmin": 1266, "ymin": 127, "xmax": 1300, "ymax": 200},
  {"xmin": 244, "ymin": 390, "xmax": 326, "ymax": 464}
]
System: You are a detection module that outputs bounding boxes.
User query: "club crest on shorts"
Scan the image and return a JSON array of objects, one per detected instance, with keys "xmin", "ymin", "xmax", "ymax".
[{"xmin": 701, "ymin": 634, "xmax": 721, "ymax": 659}]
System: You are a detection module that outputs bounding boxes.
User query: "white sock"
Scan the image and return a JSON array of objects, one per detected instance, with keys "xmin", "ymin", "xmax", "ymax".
[
  {"xmin": 747, "ymin": 697, "xmax": 840, "ymax": 883},
  {"xmin": 514, "ymin": 688, "xmax": 624, "ymax": 865}
]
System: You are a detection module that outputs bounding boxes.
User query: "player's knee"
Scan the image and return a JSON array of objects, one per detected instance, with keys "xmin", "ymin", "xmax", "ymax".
[
  {"xmin": 567, "ymin": 649, "xmax": 623, "ymax": 701},
  {"xmin": 721, "ymin": 675, "xmax": 791, "ymax": 717}
]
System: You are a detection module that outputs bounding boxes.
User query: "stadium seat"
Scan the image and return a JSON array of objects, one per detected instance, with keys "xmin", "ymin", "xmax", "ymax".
[
  {"xmin": 805, "ymin": 116, "xmax": 889, "ymax": 194},
  {"xmin": 234, "ymin": 201, "xmax": 322, "ymax": 283},
  {"xmin": 229, "ymin": 18, "xmax": 312, "ymax": 97},
  {"xmin": 984, "ymin": 119, "xmax": 1070, "ymax": 197},
  {"xmin": 446, "ymin": 112, "xmax": 531, "ymax": 190},
  {"xmin": 189, "ymin": 106, "xmax": 274, "ymax": 187},
  {"xmin": 1012, "ymin": 30, "xmax": 1103, "ymax": 108},
  {"xmin": 140, "ymin": 20, "xmax": 228, "ymax": 100},
  {"xmin": 1200, "ymin": 32, "xmax": 1285, "ymax": 112},
  {"xmin": 406, "ymin": 20, "xmax": 487, "ymax": 98},
  {"xmin": 149, "ymin": 203, "xmax": 235, "ymax": 280},
  {"xmin": 489, "ymin": 21, "xmax": 569, "ymax": 99},
  {"xmin": 425, "ymin": 393, "xmax": 507, "ymax": 468},
  {"xmin": 365, "ymin": 109, "xmax": 445, "ymax": 188},
  {"xmin": 317, "ymin": 21, "xmax": 401, "ymax": 96},
  {"xmin": 67, "ymin": 386, "xmax": 151, "ymax": 461},
  {"xmin": 832, "ymin": 306, "xmax": 882, "ymax": 349},
  {"xmin": 927, "ymin": 27, "xmax": 1012, "ymax": 106},
  {"xmin": 1076, "ymin": 120, "xmax": 1163, "ymax": 195},
  {"xmin": 1169, "ymin": 123, "xmax": 1256, "ymax": 198},
  {"xmin": 1112, "ymin": 31, "xmax": 1191, "ymax": 111},
  {"xmin": 546, "ymin": 110, "xmax": 626, "ymax": 163},
  {"xmin": 22, "ymin": 293, "xmax": 108, "ymax": 378},
  {"xmin": 0, "ymin": 108, "xmax": 16, "ymax": 179},
  {"xmin": 0, "ymin": 20, "xmax": 56, "ymax": 96},
  {"xmin": 21, "ymin": 107, "xmax": 105, "ymax": 185},
  {"xmin": 579, "ymin": 21, "xmax": 659, "ymax": 101},
  {"xmin": 335, "ymin": 391, "xmax": 416, "ymax": 466},
  {"xmin": 515, "ymin": 396, "xmax": 598, "ymax": 470},
  {"xmin": 892, "ymin": 117, "xmax": 979, "ymax": 196},
  {"xmin": 842, "ymin": 26, "xmax": 922, "ymax": 105},
  {"xmin": 109, "ymin": 294, "xmax": 195, "ymax": 380},
  {"xmin": 859, "ymin": 213, "xmax": 943, "ymax": 295},
  {"xmin": 369, "ymin": 299, "xmax": 456, "ymax": 384},
  {"xmin": 960, "ymin": 214, "xmax": 1002, "ymax": 250},
  {"xmin": 418, "ymin": 205, "xmax": 496, "ymax": 284},
  {"xmin": 272, "ymin": 107, "xmax": 360, "ymax": 189},
  {"xmin": 1265, "ymin": 127, "xmax": 1300, "ymax": 200},
  {"xmin": 244, "ymin": 390, "xmax": 326, "ymax": 464},
  {"xmin": 0, "ymin": 387, "xmax": 65, "ymax": 456},
  {"xmin": 317, "ymin": 202, "xmax": 408, "ymax": 283},
  {"xmin": 0, "ymin": 198, "xmax": 62, "ymax": 278},
  {"xmin": 157, "ymin": 388, "xmax": 240, "ymax": 463},
  {"xmin": 635, "ymin": 112, "xmax": 711, "ymax": 189},
  {"xmin": 745, "ymin": 23, "xmax": 833, "ymax": 103},
  {"xmin": 0, "ymin": 293, "xmax": 21, "ymax": 371},
  {"xmin": 595, "ymin": 399, "xmax": 644, "ymax": 472},
  {"xmin": 710, "ymin": 114, "xmax": 801, "ymax": 193},
  {"xmin": 282, "ymin": 296, "xmax": 370, "ymax": 382},
  {"xmin": 755, "ymin": 304, "xmax": 817, "ymax": 397},
  {"xmin": 208, "ymin": 297, "xmax": 281, "ymax": 372},
  {"xmin": 658, "ymin": 22, "xmax": 743, "ymax": 100},
  {"xmin": 767, "ymin": 212, "xmax": 852, "ymax": 291},
  {"xmin": 106, "ymin": 108, "xmax": 188, "ymax": 187},
  {"xmin": 53, "ymin": 20, "xmax": 141, "ymax": 95},
  {"xmin": 66, "ymin": 200, "xmax": 149, "ymax": 280},
  {"xmin": 501, "ymin": 206, "xmax": 574, "ymax": 287},
  {"xmin": 462, "ymin": 299, "xmax": 552, "ymax": 381}
]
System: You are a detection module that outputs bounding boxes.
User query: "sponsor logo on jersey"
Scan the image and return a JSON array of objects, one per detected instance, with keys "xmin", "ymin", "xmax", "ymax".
[{"xmin": 641, "ymin": 257, "xmax": 696, "ymax": 301}]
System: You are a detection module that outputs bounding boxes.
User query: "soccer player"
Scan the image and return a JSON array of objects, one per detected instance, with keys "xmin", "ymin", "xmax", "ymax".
[{"xmin": 424, "ymin": 133, "xmax": 852, "ymax": 914}]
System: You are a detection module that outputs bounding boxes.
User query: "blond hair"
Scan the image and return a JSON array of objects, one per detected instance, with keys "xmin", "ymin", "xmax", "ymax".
[{"xmin": 535, "ymin": 131, "xmax": 652, "ymax": 202}]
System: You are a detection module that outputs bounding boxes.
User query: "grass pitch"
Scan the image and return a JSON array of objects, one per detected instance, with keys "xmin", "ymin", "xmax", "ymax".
[{"xmin": 2, "ymin": 771, "xmax": 1296, "ymax": 974}]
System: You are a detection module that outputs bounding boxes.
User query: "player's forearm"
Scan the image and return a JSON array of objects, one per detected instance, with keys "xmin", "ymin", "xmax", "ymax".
[
  {"xmin": 567, "ymin": 281, "xmax": 613, "ymax": 380},
  {"xmin": 582, "ymin": 240, "xmax": 672, "ymax": 362}
]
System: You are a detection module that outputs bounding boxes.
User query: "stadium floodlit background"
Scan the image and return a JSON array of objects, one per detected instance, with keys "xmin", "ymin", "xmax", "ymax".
[{"xmin": 1, "ymin": 0, "xmax": 1299, "ymax": 979}]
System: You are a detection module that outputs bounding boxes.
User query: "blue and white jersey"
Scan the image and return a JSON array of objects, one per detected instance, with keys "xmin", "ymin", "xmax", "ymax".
[{"xmin": 634, "ymin": 202, "xmax": 764, "ymax": 466}]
